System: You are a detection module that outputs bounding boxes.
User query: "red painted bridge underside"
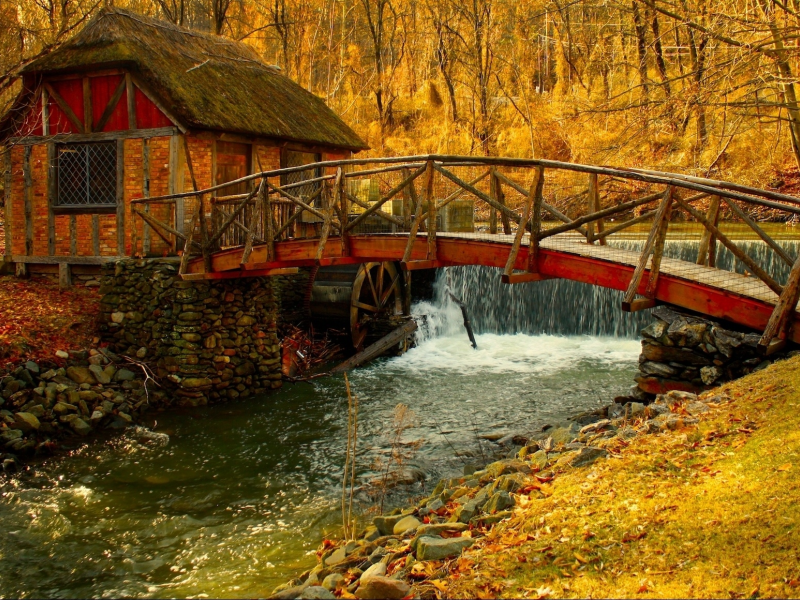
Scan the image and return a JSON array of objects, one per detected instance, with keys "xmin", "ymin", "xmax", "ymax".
[{"xmin": 190, "ymin": 235, "xmax": 798, "ymax": 343}]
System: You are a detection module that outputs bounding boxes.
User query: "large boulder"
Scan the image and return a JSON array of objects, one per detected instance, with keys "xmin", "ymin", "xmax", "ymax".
[
  {"xmin": 416, "ymin": 536, "xmax": 474, "ymax": 561},
  {"xmin": 355, "ymin": 576, "xmax": 411, "ymax": 600}
]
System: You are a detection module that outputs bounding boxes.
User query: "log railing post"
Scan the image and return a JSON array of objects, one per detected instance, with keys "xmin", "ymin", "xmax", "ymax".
[
  {"xmin": 179, "ymin": 197, "xmax": 202, "ymax": 276},
  {"xmin": 401, "ymin": 167, "xmax": 412, "ymax": 231},
  {"xmin": 587, "ymin": 172, "xmax": 605, "ymax": 244},
  {"xmin": 528, "ymin": 166, "xmax": 545, "ymax": 272},
  {"xmin": 502, "ymin": 168, "xmax": 542, "ymax": 280},
  {"xmin": 315, "ymin": 176, "xmax": 335, "ymax": 262},
  {"xmin": 759, "ymin": 254, "xmax": 800, "ymax": 354},
  {"xmin": 696, "ymin": 196, "xmax": 720, "ymax": 266},
  {"xmin": 622, "ymin": 186, "xmax": 674, "ymax": 311},
  {"xmin": 336, "ymin": 168, "xmax": 350, "ymax": 256},
  {"xmin": 424, "ymin": 161, "xmax": 436, "ymax": 260},
  {"xmin": 489, "ymin": 170, "xmax": 499, "ymax": 234},
  {"xmin": 264, "ymin": 178, "xmax": 275, "ymax": 261}
]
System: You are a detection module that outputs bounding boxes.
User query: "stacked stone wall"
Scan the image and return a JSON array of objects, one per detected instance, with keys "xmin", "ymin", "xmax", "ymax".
[
  {"xmin": 98, "ymin": 259, "xmax": 282, "ymax": 406},
  {"xmin": 635, "ymin": 305, "xmax": 793, "ymax": 396}
]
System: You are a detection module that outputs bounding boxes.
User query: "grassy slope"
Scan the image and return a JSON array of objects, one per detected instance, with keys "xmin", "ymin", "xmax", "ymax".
[{"xmin": 444, "ymin": 357, "xmax": 800, "ymax": 599}]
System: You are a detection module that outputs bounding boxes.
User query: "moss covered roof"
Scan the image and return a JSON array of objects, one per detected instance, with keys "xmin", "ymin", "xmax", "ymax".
[{"xmin": 20, "ymin": 9, "xmax": 367, "ymax": 150}]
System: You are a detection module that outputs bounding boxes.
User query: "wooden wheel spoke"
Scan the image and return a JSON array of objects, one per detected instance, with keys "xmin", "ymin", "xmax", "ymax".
[
  {"xmin": 365, "ymin": 265, "xmax": 379, "ymax": 306},
  {"xmin": 376, "ymin": 263, "xmax": 385, "ymax": 302},
  {"xmin": 380, "ymin": 275, "xmax": 400, "ymax": 306},
  {"xmin": 353, "ymin": 300, "xmax": 381, "ymax": 312}
]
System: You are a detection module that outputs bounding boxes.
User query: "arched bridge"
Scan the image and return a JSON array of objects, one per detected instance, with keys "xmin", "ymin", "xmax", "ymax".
[{"xmin": 130, "ymin": 155, "xmax": 800, "ymax": 352}]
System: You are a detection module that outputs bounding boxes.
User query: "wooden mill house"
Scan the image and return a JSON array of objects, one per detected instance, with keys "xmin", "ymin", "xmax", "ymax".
[{"xmin": 0, "ymin": 8, "xmax": 367, "ymax": 285}]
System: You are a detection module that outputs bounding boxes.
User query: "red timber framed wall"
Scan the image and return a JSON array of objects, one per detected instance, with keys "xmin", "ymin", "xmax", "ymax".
[{"xmin": 2, "ymin": 69, "xmax": 352, "ymax": 283}]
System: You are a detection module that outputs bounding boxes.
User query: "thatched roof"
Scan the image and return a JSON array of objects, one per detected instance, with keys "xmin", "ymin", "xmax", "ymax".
[{"xmin": 14, "ymin": 9, "xmax": 367, "ymax": 150}]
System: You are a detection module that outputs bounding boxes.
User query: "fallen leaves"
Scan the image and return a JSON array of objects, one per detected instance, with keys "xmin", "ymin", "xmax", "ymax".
[
  {"xmin": 777, "ymin": 463, "xmax": 792, "ymax": 472},
  {"xmin": 0, "ymin": 276, "xmax": 99, "ymax": 370}
]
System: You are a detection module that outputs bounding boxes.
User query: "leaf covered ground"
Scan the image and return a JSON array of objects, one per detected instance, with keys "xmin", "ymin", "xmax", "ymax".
[
  {"xmin": 438, "ymin": 357, "xmax": 800, "ymax": 599},
  {"xmin": 0, "ymin": 275, "xmax": 99, "ymax": 371}
]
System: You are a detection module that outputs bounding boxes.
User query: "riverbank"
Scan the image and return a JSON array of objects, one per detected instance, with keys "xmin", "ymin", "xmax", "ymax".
[{"xmin": 278, "ymin": 355, "xmax": 800, "ymax": 599}]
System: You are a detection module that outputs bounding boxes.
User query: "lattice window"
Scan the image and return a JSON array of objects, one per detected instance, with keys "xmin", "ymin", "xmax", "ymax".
[
  {"xmin": 56, "ymin": 142, "xmax": 117, "ymax": 207},
  {"xmin": 281, "ymin": 150, "xmax": 322, "ymax": 200}
]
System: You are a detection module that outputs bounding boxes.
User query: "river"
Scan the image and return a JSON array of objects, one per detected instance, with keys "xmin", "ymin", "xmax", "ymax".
[{"xmin": 0, "ymin": 265, "xmax": 647, "ymax": 598}]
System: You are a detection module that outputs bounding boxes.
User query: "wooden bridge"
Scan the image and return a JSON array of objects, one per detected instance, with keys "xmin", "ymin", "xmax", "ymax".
[{"xmin": 130, "ymin": 155, "xmax": 800, "ymax": 352}]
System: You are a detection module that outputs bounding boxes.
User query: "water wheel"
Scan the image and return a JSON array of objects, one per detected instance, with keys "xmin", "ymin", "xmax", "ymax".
[{"xmin": 309, "ymin": 262, "xmax": 405, "ymax": 349}]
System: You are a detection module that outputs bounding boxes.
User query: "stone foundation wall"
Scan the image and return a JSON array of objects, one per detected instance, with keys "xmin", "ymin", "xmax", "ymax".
[
  {"xmin": 273, "ymin": 268, "xmax": 312, "ymax": 326},
  {"xmin": 98, "ymin": 259, "xmax": 281, "ymax": 406},
  {"xmin": 635, "ymin": 305, "xmax": 792, "ymax": 396}
]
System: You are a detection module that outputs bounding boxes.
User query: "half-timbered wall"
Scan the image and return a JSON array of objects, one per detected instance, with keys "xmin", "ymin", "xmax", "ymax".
[{"xmin": 4, "ymin": 70, "xmax": 354, "ymax": 277}]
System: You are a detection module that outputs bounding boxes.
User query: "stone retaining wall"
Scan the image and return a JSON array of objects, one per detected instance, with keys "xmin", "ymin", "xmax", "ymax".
[
  {"xmin": 98, "ymin": 259, "xmax": 283, "ymax": 406},
  {"xmin": 635, "ymin": 305, "xmax": 793, "ymax": 397}
]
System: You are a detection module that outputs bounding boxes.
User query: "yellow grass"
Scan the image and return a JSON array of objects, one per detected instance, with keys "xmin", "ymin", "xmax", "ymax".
[{"xmin": 443, "ymin": 356, "xmax": 800, "ymax": 599}]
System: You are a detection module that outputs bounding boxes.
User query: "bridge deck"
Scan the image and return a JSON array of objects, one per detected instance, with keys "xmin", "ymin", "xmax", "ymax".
[
  {"xmin": 441, "ymin": 232, "xmax": 780, "ymax": 306},
  {"xmin": 195, "ymin": 231, "xmax": 799, "ymax": 342}
]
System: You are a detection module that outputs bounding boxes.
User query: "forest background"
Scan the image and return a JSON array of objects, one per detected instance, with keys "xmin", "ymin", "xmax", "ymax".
[{"xmin": 3, "ymin": 0, "xmax": 800, "ymax": 191}]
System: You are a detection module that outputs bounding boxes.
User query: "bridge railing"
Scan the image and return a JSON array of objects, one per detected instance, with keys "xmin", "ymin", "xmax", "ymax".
[{"xmin": 129, "ymin": 155, "xmax": 800, "ymax": 353}]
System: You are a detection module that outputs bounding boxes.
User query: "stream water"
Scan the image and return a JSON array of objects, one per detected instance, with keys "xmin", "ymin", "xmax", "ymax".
[{"xmin": 2, "ymin": 235, "xmax": 796, "ymax": 598}]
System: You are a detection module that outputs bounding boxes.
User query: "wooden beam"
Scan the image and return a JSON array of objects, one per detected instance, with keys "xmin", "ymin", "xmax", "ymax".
[
  {"xmin": 674, "ymin": 195, "xmax": 783, "ymax": 296},
  {"xmin": 501, "ymin": 272, "xmax": 554, "ymax": 284},
  {"xmin": 489, "ymin": 171, "xmax": 498, "ymax": 234},
  {"xmin": 9, "ymin": 127, "xmax": 178, "ymax": 145},
  {"xmin": 435, "ymin": 170, "xmax": 491, "ymax": 211},
  {"xmin": 206, "ymin": 182, "xmax": 261, "ymax": 248},
  {"xmin": 723, "ymin": 197, "xmax": 794, "ymax": 267},
  {"xmin": 330, "ymin": 319, "xmax": 418, "ymax": 373},
  {"xmin": 41, "ymin": 86, "xmax": 49, "ymax": 136},
  {"xmin": 344, "ymin": 164, "xmax": 426, "ymax": 232},
  {"xmin": 127, "ymin": 74, "xmax": 187, "ymax": 132},
  {"xmin": 182, "ymin": 267, "xmax": 299, "ymax": 281},
  {"xmin": 345, "ymin": 190, "xmax": 405, "ymax": 227},
  {"xmin": 43, "ymin": 83, "xmax": 84, "ymax": 133},
  {"xmin": 435, "ymin": 164, "xmax": 523, "ymax": 229},
  {"xmin": 125, "ymin": 73, "xmax": 137, "ymax": 130},
  {"xmin": 494, "ymin": 170, "xmax": 587, "ymax": 236},
  {"xmin": 142, "ymin": 139, "xmax": 151, "ymax": 254},
  {"xmin": 132, "ymin": 207, "xmax": 190, "ymax": 245},
  {"xmin": 13, "ymin": 255, "xmax": 122, "ymax": 265},
  {"xmin": 337, "ymin": 168, "xmax": 350, "ymax": 256},
  {"xmin": 267, "ymin": 181, "xmax": 328, "ymax": 222},
  {"xmin": 400, "ymin": 259, "xmax": 448, "ymax": 271},
  {"xmin": 82, "ymin": 77, "xmax": 92, "ymax": 133},
  {"xmin": 593, "ymin": 210, "xmax": 656, "ymax": 240},
  {"xmin": 23, "ymin": 146, "xmax": 33, "ymax": 256}
]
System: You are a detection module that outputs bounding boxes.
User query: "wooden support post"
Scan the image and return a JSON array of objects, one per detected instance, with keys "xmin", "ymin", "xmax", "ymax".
[
  {"xmin": 92, "ymin": 215, "xmax": 100, "ymax": 256},
  {"xmin": 23, "ymin": 146, "xmax": 33, "ymax": 256},
  {"xmin": 199, "ymin": 193, "xmax": 211, "ymax": 272},
  {"xmin": 622, "ymin": 186, "xmax": 674, "ymax": 311},
  {"xmin": 759, "ymin": 254, "xmax": 800, "ymax": 354},
  {"xmin": 116, "ymin": 139, "xmax": 125, "ymax": 255},
  {"xmin": 142, "ymin": 138, "xmax": 151, "ymax": 254},
  {"xmin": 528, "ymin": 166, "xmax": 545, "ymax": 272},
  {"xmin": 425, "ymin": 161, "xmax": 436, "ymax": 259},
  {"xmin": 58, "ymin": 262, "xmax": 72, "ymax": 289},
  {"xmin": 696, "ymin": 196, "xmax": 720, "ymax": 266},
  {"xmin": 496, "ymin": 170, "xmax": 511, "ymax": 234},
  {"xmin": 47, "ymin": 143, "xmax": 56, "ymax": 256},
  {"xmin": 69, "ymin": 215, "xmax": 77, "ymax": 256},
  {"xmin": 15, "ymin": 262, "xmax": 29, "ymax": 279},
  {"xmin": 401, "ymin": 168, "xmax": 412, "ymax": 230},
  {"xmin": 264, "ymin": 180, "xmax": 275, "ymax": 261},
  {"xmin": 3, "ymin": 149, "xmax": 11, "ymax": 257},
  {"xmin": 503, "ymin": 171, "xmax": 538, "ymax": 279},
  {"xmin": 83, "ymin": 77, "xmax": 92, "ymax": 133},
  {"xmin": 126, "ymin": 73, "xmax": 137, "ymax": 130}
]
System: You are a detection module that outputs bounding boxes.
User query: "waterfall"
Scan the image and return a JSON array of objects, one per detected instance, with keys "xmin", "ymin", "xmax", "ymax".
[{"xmin": 413, "ymin": 239, "xmax": 800, "ymax": 341}]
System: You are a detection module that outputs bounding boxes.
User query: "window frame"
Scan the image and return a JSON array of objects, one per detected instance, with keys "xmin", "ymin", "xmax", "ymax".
[{"xmin": 52, "ymin": 140, "xmax": 119, "ymax": 215}]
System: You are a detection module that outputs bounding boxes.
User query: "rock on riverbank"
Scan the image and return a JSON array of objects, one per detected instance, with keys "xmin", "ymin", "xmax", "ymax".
[
  {"xmin": 0, "ymin": 350, "xmax": 158, "ymax": 473},
  {"xmin": 270, "ymin": 388, "xmax": 728, "ymax": 599}
]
